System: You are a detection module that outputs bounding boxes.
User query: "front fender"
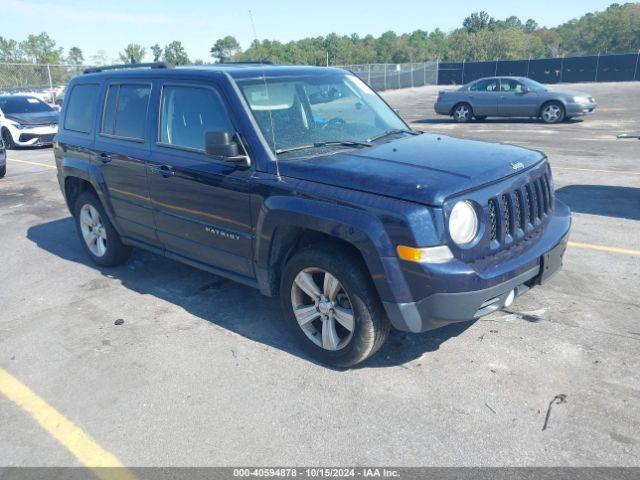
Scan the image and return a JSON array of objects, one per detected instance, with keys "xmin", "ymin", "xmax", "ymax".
[{"xmin": 254, "ymin": 195, "xmax": 414, "ymax": 304}]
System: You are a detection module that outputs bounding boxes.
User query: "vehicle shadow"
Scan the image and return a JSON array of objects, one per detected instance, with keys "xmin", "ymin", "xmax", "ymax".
[
  {"xmin": 27, "ymin": 217, "xmax": 471, "ymax": 369},
  {"xmin": 413, "ymin": 117, "xmax": 584, "ymax": 125},
  {"xmin": 555, "ymin": 185, "xmax": 640, "ymax": 221}
]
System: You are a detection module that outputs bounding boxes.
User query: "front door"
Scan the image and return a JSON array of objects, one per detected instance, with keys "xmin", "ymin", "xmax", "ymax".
[
  {"xmin": 147, "ymin": 82, "xmax": 254, "ymax": 279},
  {"xmin": 94, "ymin": 82, "xmax": 157, "ymax": 246},
  {"xmin": 498, "ymin": 79, "xmax": 539, "ymax": 116}
]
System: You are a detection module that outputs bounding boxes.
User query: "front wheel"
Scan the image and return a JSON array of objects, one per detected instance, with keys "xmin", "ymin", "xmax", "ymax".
[
  {"xmin": 452, "ymin": 103, "xmax": 473, "ymax": 123},
  {"xmin": 1, "ymin": 129, "xmax": 15, "ymax": 149},
  {"xmin": 540, "ymin": 102, "xmax": 565, "ymax": 124},
  {"xmin": 280, "ymin": 244, "xmax": 390, "ymax": 368},
  {"xmin": 74, "ymin": 191, "xmax": 131, "ymax": 267}
]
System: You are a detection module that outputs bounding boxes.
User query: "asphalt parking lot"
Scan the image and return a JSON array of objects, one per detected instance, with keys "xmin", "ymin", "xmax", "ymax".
[{"xmin": 1, "ymin": 81, "xmax": 639, "ymax": 468}]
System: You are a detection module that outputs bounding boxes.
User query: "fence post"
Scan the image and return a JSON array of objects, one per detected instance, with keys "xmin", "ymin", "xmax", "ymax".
[
  {"xmin": 559, "ymin": 55, "xmax": 564, "ymax": 83},
  {"xmin": 383, "ymin": 63, "xmax": 387, "ymax": 90},
  {"xmin": 526, "ymin": 56, "xmax": 531, "ymax": 78},
  {"xmin": 46, "ymin": 64, "xmax": 53, "ymax": 90},
  {"xmin": 435, "ymin": 58, "xmax": 439, "ymax": 85},
  {"xmin": 495, "ymin": 58, "xmax": 499, "ymax": 76},
  {"xmin": 462, "ymin": 59, "xmax": 465, "ymax": 84},
  {"xmin": 594, "ymin": 52, "xmax": 600, "ymax": 82},
  {"xmin": 634, "ymin": 50, "xmax": 640, "ymax": 81}
]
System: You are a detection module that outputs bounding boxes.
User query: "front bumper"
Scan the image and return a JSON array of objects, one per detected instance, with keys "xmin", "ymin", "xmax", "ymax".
[
  {"xmin": 384, "ymin": 214, "xmax": 570, "ymax": 333},
  {"xmin": 8, "ymin": 124, "xmax": 58, "ymax": 146},
  {"xmin": 565, "ymin": 101, "xmax": 597, "ymax": 116}
]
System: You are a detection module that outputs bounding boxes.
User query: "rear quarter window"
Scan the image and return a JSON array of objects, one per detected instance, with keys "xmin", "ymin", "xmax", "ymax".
[{"xmin": 64, "ymin": 84, "xmax": 100, "ymax": 134}]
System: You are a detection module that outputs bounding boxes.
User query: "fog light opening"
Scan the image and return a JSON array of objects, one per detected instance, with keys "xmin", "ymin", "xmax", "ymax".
[{"xmin": 504, "ymin": 289, "xmax": 515, "ymax": 308}]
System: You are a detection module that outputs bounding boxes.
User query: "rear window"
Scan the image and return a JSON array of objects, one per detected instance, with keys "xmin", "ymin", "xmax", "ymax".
[
  {"xmin": 64, "ymin": 84, "xmax": 100, "ymax": 134},
  {"xmin": 101, "ymin": 84, "xmax": 151, "ymax": 140}
]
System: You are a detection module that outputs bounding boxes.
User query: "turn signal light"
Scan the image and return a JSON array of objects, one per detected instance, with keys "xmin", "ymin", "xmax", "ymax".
[{"xmin": 396, "ymin": 245, "xmax": 453, "ymax": 264}]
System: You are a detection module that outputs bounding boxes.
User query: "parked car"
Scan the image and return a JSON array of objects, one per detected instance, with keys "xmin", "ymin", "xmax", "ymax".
[
  {"xmin": 0, "ymin": 95, "xmax": 60, "ymax": 148},
  {"xmin": 0, "ymin": 138, "xmax": 5, "ymax": 178},
  {"xmin": 434, "ymin": 76, "xmax": 597, "ymax": 123},
  {"xmin": 55, "ymin": 63, "xmax": 571, "ymax": 367}
]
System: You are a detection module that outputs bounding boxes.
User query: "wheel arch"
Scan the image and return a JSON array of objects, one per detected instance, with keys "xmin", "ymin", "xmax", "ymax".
[{"xmin": 254, "ymin": 196, "xmax": 409, "ymax": 305}]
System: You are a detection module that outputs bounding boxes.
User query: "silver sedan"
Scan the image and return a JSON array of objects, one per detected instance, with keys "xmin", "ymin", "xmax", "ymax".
[{"xmin": 434, "ymin": 76, "xmax": 597, "ymax": 124}]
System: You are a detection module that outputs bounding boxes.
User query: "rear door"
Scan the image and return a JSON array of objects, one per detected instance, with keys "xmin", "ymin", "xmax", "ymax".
[
  {"xmin": 498, "ymin": 78, "xmax": 539, "ymax": 116},
  {"xmin": 466, "ymin": 79, "xmax": 499, "ymax": 116},
  {"xmin": 147, "ymin": 81, "xmax": 254, "ymax": 279},
  {"xmin": 94, "ymin": 82, "xmax": 157, "ymax": 246}
]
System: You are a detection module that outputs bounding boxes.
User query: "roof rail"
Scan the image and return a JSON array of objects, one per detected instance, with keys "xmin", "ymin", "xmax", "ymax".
[
  {"xmin": 218, "ymin": 60, "xmax": 275, "ymax": 65},
  {"xmin": 83, "ymin": 62, "xmax": 173, "ymax": 74}
]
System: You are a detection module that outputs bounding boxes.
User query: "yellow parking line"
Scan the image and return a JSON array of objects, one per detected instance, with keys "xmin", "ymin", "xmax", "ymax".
[
  {"xmin": 0, "ymin": 368, "xmax": 137, "ymax": 480},
  {"xmin": 554, "ymin": 166, "xmax": 640, "ymax": 176},
  {"xmin": 568, "ymin": 241, "xmax": 640, "ymax": 256},
  {"xmin": 9, "ymin": 158, "xmax": 56, "ymax": 169}
]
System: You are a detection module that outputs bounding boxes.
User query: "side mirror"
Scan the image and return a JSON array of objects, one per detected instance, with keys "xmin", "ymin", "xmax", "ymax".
[{"xmin": 205, "ymin": 131, "xmax": 249, "ymax": 165}]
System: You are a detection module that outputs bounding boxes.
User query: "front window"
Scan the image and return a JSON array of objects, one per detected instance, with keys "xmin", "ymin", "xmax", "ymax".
[
  {"xmin": 520, "ymin": 78, "xmax": 547, "ymax": 92},
  {"xmin": 0, "ymin": 96, "xmax": 54, "ymax": 114},
  {"xmin": 238, "ymin": 73, "xmax": 407, "ymax": 155}
]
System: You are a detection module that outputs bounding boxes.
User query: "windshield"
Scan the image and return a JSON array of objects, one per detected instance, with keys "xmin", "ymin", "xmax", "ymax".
[
  {"xmin": 520, "ymin": 78, "xmax": 548, "ymax": 92},
  {"xmin": 238, "ymin": 73, "xmax": 407, "ymax": 155},
  {"xmin": 0, "ymin": 96, "xmax": 54, "ymax": 114}
]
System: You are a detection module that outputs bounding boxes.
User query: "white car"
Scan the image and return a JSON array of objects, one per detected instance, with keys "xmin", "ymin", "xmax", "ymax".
[{"xmin": 0, "ymin": 95, "xmax": 59, "ymax": 148}]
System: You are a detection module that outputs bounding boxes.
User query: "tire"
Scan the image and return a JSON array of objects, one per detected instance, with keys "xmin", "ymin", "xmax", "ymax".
[
  {"xmin": 540, "ymin": 102, "xmax": 565, "ymax": 124},
  {"xmin": 73, "ymin": 191, "xmax": 131, "ymax": 267},
  {"xmin": 280, "ymin": 244, "xmax": 390, "ymax": 368},
  {"xmin": 452, "ymin": 103, "xmax": 473, "ymax": 123},
  {"xmin": 0, "ymin": 164, "xmax": 5, "ymax": 178},
  {"xmin": 1, "ymin": 129, "xmax": 15, "ymax": 149}
]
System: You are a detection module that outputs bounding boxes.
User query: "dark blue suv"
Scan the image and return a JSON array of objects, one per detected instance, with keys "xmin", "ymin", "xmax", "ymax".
[{"xmin": 54, "ymin": 63, "xmax": 571, "ymax": 367}]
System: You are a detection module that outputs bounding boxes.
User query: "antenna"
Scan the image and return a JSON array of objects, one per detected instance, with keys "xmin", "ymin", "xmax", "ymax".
[{"xmin": 249, "ymin": 10, "xmax": 282, "ymax": 182}]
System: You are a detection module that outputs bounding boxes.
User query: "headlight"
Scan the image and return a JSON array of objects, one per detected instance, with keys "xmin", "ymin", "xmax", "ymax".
[
  {"xmin": 573, "ymin": 96, "xmax": 590, "ymax": 104},
  {"xmin": 449, "ymin": 200, "xmax": 479, "ymax": 245}
]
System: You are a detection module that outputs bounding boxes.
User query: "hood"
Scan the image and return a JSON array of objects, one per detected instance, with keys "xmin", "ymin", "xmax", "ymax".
[
  {"xmin": 548, "ymin": 88, "xmax": 592, "ymax": 98},
  {"xmin": 279, "ymin": 133, "xmax": 545, "ymax": 206},
  {"xmin": 4, "ymin": 111, "xmax": 59, "ymax": 126}
]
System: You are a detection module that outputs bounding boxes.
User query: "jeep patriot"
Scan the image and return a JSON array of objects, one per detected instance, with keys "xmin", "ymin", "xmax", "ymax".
[{"xmin": 54, "ymin": 63, "xmax": 571, "ymax": 367}]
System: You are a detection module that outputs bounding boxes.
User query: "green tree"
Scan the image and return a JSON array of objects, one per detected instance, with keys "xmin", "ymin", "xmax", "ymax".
[
  {"xmin": 151, "ymin": 44, "xmax": 163, "ymax": 62},
  {"xmin": 0, "ymin": 37, "xmax": 23, "ymax": 62},
  {"xmin": 463, "ymin": 12, "xmax": 492, "ymax": 33},
  {"xmin": 163, "ymin": 41, "xmax": 189, "ymax": 65},
  {"xmin": 20, "ymin": 32, "xmax": 63, "ymax": 64},
  {"xmin": 118, "ymin": 44, "xmax": 146, "ymax": 64},
  {"xmin": 66, "ymin": 47, "xmax": 84, "ymax": 65},
  {"xmin": 210, "ymin": 36, "xmax": 241, "ymax": 62}
]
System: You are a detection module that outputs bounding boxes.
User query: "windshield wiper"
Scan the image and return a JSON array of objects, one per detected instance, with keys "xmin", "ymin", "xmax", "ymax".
[
  {"xmin": 367, "ymin": 129, "xmax": 421, "ymax": 142},
  {"xmin": 275, "ymin": 140, "xmax": 372, "ymax": 155}
]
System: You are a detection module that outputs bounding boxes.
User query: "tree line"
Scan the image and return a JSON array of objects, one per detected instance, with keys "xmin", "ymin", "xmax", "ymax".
[{"xmin": 1, "ymin": 3, "xmax": 638, "ymax": 67}]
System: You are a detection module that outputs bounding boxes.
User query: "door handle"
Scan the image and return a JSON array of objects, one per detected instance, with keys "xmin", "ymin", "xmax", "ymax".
[
  {"xmin": 150, "ymin": 164, "xmax": 175, "ymax": 177},
  {"xmin": 99, "ymin": 153, "xmax": 112, "ymax": 164}
]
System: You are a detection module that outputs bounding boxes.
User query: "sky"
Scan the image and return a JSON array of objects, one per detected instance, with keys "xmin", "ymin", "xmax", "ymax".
[{"xmin": 2, "ymin": 0, "xmax": 618, "ymax": 64}]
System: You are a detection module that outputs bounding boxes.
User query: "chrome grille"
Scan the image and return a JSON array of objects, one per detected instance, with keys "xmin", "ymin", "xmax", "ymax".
[{"xmin": 488, "ymin": 199, "xmax": 498, "ymax": 241}]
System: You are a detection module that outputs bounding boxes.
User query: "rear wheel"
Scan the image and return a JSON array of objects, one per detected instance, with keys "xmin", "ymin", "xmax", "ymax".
[
  {"xmin": 540, "ymin": 102, "xmax": 565, "ymax": 124},
  {"xmin": 452, "ymin": 103, "xmax": 473, "ymax": 123},
  {"xmin": 74, "ymin": 191, "xmax": 130, "ymax": 267},
  {"xmin": 1, "ymin": 129, "xmax": 15, "ymax": 149},
  {"xmin": 280, "ymin": 244, "xmax": 390, "ymax": 368}
]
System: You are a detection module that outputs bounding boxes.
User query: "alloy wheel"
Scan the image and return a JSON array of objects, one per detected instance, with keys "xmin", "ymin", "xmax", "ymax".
[
  {"xmin": 454, "ymin": 105, "xmax": 470, "ymax": 121},
  {"xmin": 79, "ymin": 204, "xmax": 108, "ymax": 257},
  {"xmin": 542, "ymin": 104, "xmax": 561, "ymax": 123},
  {"xmin": 290, "ymin": 267, "xmax": 355, "ymax": 351}
]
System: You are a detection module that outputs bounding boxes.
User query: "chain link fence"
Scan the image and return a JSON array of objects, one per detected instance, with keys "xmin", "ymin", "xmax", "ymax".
[
  {"xmin": 338, "ymin": 62, "xmax": 439, "ymax": 91},
  {"xmin": 0, "ymin": 63, "xmax": 92, "ymax": 103}
]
